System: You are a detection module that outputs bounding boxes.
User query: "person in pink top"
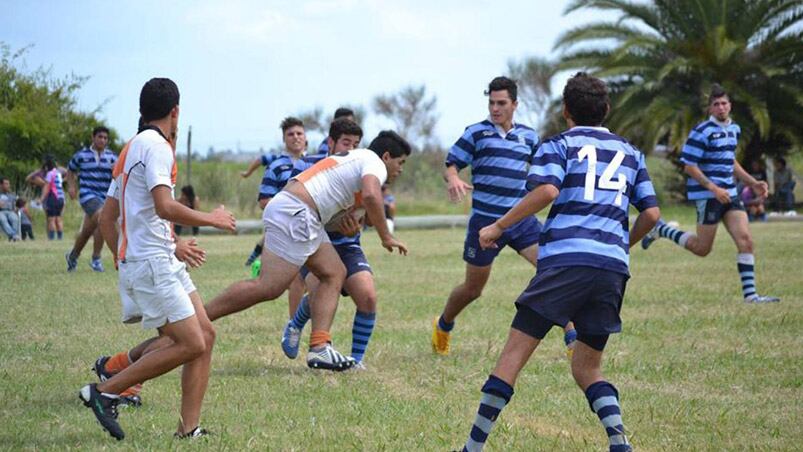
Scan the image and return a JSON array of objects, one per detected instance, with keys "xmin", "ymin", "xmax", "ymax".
[{"xmin": 39, "ymin": 155, "xmax": 66, "ymax": 240}]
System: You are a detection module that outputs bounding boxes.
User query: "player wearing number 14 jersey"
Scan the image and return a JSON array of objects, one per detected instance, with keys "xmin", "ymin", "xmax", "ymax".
[{"xmin": 457, "ymin": 73, "xmax": 660, "ymax": 452}]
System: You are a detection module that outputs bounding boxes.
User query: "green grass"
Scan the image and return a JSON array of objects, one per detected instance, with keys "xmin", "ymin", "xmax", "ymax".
[{"xmin": 0, "ymin": 219, "xmax": 801, "ymax": 450}]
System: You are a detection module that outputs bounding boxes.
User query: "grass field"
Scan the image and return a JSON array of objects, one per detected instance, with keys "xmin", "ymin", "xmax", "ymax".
[{"xmin": 0, "ymin": 216, "xmax": 801, "ymax": 450}]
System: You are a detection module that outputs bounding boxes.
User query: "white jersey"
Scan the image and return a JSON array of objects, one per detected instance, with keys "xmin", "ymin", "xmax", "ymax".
[
  {"xmin": 111, "ymin": 129, "xmax": 177, "ymax": 261},
  {"xmin": 293, "ymin": 148, "xmax": 387, "ymax": 223}
]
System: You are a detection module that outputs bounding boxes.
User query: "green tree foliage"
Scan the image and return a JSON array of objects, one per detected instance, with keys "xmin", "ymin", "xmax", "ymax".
[
  {"xmin": 507, "ymin": 56, "xmax": 563, "ymax": 135},
  {"xmin": 373, "ymin": 85, "xmax": 439, "ymax": 151},
  {"xmin": 0, "ymin": 44, "xmax": 118, "ymax": 187},
  {"xmin": 554, "ymin": 0, "xmax": 803, "ymax": 160}
]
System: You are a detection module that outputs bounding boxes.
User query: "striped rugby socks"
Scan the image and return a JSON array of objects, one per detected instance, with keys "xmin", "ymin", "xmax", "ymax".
[
  {"xmin": 463, "ymin": 375, "xmax": 514, "ymax": 452},
  {"xmin": 656, "ymin": 220, "xmax": 690, "ymax": 248},
  {"xmin": 290, "ymin": 294, "xmax": 311, "ymax": 330},
  {"xmin": 738, "ymin": 253, "xmax": 757, "ymax": 300},
  {"xmin": 585, "ymin": 381, "xmax": 630, "ymax": 452},
  {"xmin": 351, "ymin": 311, "xmax": 376, "ymax": 363}
]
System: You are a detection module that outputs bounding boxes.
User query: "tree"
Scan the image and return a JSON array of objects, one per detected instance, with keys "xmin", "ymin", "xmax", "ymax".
[
  {"xmin": 554, "ymin": 0, "xmax": 803, "ymax": 160},
  {"xmin": 297, "ymin": 104, "xmax": 367, "ymax": 136},
  {"xmin": 373, "ymin": 85, "xmax": 439, "ymax": 151},
  {"xmin": 0, "ymin": 44, "xmax": 118, "ymax": 186},
  {"xmin": 507, "ymin": 56, "xmax": 562, "ymax": 134}
]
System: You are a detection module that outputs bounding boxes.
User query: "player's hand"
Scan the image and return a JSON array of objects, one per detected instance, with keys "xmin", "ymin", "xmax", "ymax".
[
  {"xmin": 175, "ymin": 237, "xmax": 207, "ymax": 269},
  {"xmin": 381, "ymin": 236, "xmax": 408, "ymax": 255},
  {"xmin": 751, "ymin": 180, "xmax": 769, "ymax": 199},
  {"xmin": 239, "ymin": 170, "xmax": 249, "ymax": 178},
  {"xmin": 210, "ymin": 205, "xmax": 236, "ymax": 232},
  {"xmin": 711, "ymin": 186, "xmax": 731, "ymax": 204},
  {"xmin": 337, "ymin": 209, "xmax": 362, "ymax": 237},
  {"xmin": 478, "ymin": 223, "xmax": 503, "ymax": 249},
  {"xmin": 446, "ymin": 175, "xmax": 473, "ymax": 203}
]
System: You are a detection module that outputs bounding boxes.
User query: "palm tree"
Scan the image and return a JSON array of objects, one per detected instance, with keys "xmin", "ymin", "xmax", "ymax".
[{"xmin": 553, "ymin": 0, "xmax": 803, "ymax": 160}]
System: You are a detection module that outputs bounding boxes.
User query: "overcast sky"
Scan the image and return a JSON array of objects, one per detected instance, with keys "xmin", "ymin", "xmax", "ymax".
[{"xmin": 2, "ymin": 0, "xmax": 612, "ymax": 154}]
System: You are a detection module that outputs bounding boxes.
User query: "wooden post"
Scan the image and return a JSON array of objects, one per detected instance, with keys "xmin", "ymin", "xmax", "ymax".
[{"xmin": 186, "ymin": 126, "xmax": 192, "ymax": 185}]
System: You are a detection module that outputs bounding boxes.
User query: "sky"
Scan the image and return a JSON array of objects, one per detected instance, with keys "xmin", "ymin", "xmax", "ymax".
[{"xmin": 1, "ymin": 0, "xmax": 613, "ymax": 155}]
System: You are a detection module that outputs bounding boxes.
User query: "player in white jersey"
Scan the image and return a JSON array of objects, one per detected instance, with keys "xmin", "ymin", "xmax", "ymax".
[
  {"xmin": 77, "ymin": 78, "xmax": 236, "ymax": 441},
  {"xmin": 204, "ymin": 131, "xmax": 410, "ymax": 371}
]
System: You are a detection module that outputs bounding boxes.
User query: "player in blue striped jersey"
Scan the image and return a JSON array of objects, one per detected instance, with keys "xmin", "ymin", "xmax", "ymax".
[
  {"xmin": 244, "ymin": 118, "xmax": 307, "ymax": 321},
  {"xmin": 281, "ymin": 118, "xmax": 382, "ymax": 367},
  {"xmin": 432, "ymin": 76, "xmax": 576, "ymax": 356},
  {"xmin": 316, "ymin": 107, "xmax": 355, "ymax": 155},
  {"xmin": 239, "ymin": 152, "xmax": 281, "ymax": 179},
  {"xmin": 65, "ymin": 126, "xmax": 117, "ymax": 273},
  {"xmin": 459, "ymin": 73, "xmax": 660, "ymax": 452},
  {"xmin": 641, "ymin": 85, "xmax": 779, "ymax": 303}
]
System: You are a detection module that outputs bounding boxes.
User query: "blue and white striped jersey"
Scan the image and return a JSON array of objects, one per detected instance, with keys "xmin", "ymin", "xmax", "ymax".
[
  {"xmin": 446, "ymin": 120, "xmax": 539, "ymax": 219},
  {"xmin": 680, "ymin": 117, "xmax": 740, "ymax": 200},
  {"xmin": 291, "ymin": 152, "xmax": 360, "ymax": 247},
  {"xmin": 260, "ymin": 153, "xmax": 280, "ymax": 167},
  {"xmin": 68, "ymin": 147, "xmax": 117, "ymax": 205},
  {"xmin": 258, "ymin": 154, "xmax": 296, "ymax": 201},
  {"xmin": 317, "ymin": 139, "xmax": 330, "ymax": 155},
  {"xmin": 528, "ymin": 126, "xmax": 658, "ymax": 276}
]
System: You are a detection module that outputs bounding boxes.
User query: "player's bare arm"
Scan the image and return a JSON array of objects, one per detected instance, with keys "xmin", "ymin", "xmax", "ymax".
[
  {"xmin": 66, "ymin": 170, "xmax": 78, "ymax": 200},
  {"xmin": 151, "ymin": 185, "xmax": 236, "ymax": 231},
  {"xmin": 684, "ymin": 164, "xmax": 730, "ymax": 203},
  {"xmin": 99, "ymin": 197, "xmax": 120, "ymax": 263},
  {"xmin": 241, "ymin": 157, "xmax": 262, "ymax": 178},
  {"xmin": 444, "ymin": 164, "xmax": 473, "ymax": 203},
  {"xmin": 478, "ymin": 184, "xmax": 559, "ymax": 249},
  {"xmin": 362, "ymin": 174, "xmax": 407, "ymax": 254},
  {"xmin": 629, "ymin": 207, "xmax": 661, "ymax": 246}
]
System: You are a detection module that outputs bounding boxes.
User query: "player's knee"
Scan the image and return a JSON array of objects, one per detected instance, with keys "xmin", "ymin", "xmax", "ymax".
[
  {"xmin": 202, "ymin": 323, "xmax": 216, "ymax": 350},
  {"xmin": 737, "ymin": 235, "xmax": 754, "ymax": 253},
  {"xmin": 184, "ymin": 334, "xmax": 207, "ymax": 359},
  {"xmin": 694, "ymin": 244, "xmax": 713, "ymax": 257},
  {"xmin": 355, "ymin": 293, "xmax": 377, "ymax": 312}
]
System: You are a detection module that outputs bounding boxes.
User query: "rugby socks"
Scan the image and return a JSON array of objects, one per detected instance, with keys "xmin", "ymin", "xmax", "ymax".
[
  {"xmin": 738, "ymin": 253, "xmax": 757, "ymax": 300},
  {"xmin": 57, "ymin": 230, "xmax": 62, "ymax": 240},
  {"xmin": 290, "ymin": 294, "xmax": 311, "ymax": 330},
  {"xmin": 310, "ymin": 330, "xmax": 331, "ymax": 349},
  {"xmin": 105, "ymin": 351, "xmax": 132, "ymax": 373},
  {"xmin": 585, "ymin": 381, "xmax": 630, "ymax": 452},
  {"xmin": 48, "ymin": 230, "xmax": 55, "ymax": 240},
  {"xmin": 463, "ymin": 375, "xmax": 514, "ymax": 452},
  {"xmin": 438, "ymin": 315, "xmax": 455, "ymax": 333},
  {"xmin": 247, "ymin": 243, "xmax": 262, "ymax": 263},
  {"xmin": 351, "ymin": 311, "xmax": 376, "ymax": 363},
  {"xmin": 564, "ymin": 328, "xmax": 577, "ymax": 346},
  {"xmin": 656, "ymin": 220, "xmax": 690, "ymax": 248}
]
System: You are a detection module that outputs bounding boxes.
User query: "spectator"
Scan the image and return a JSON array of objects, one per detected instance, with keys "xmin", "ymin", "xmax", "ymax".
[
  {"xmin": 741, "ymin": 185, "xmax": 767, "ymax": 222},
  {"xmin": 174, "ymin": 185, "xmax": 200, "ymax": 236},
  {"xmin": 748, "ymin": 159, "xmax": 767, "ymax": 183},
  {"xmin": 16, "ymin": 198, "xmax": 34, "ymax": 240},
  {"xmin": 0, "ymin": 177, "xmax": 21, "ymax": 241},
  {"xmin": 773, "ymin": 157, "xmax": 797, "ymax": 212},
  {"xmin": 40, "ymin": 155, "xmax": 66, "ymax": 240},
  {"xmin": 382, "ymin": 184, "xmax": 397, "ymax": 233}
]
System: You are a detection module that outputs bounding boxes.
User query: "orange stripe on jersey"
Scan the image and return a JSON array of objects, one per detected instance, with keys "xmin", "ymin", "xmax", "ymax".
[
  {"xmin": 295, "ymin": 157, "xmax": 338, "ymax": 183},
  {"xmin": 353, "ymin": 191, "xmax": 363, "ymax": 208},
  {"xmin": 115, "ymin": 138, "xmax": 134, "ymax": 261}
]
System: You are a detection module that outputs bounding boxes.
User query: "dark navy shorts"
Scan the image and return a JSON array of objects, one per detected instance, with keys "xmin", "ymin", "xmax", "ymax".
[
  {"xmin": 695, "ymin": 196, "xmax": 745, "ymax": 225},
  {"xmin": 81, "ymin": 196, "xmax": 104, "ymax": 217},
  {"xmin": 300, "ymin": 243, "xmax": 371, "ymax": 297},
  {"xmin": 463, "ymin": 214, "xmax": 541, "ymax": 267},
  {"xmin": 515, "ymin": 266, "xmax": 628, "ymax": 336},
  {"xmin": 44, "ymin": 194, "xmax": 64, "ymax": 217}
]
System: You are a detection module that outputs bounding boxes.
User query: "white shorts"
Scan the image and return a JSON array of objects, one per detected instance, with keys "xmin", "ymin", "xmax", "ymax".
[
  {"xmin": 262, "ymin": 191, "xmax": 329, "ymax": 267},
  {"xmin": 118, "ymin": 256, "xmax": 197, "ymax": 329}
]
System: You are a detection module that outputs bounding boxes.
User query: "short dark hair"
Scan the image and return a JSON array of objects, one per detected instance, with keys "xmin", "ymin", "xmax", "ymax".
[
  {"xmin": 329, "ymin": 118, "xmax": 363, "ymax": 142},
  {"xmin": 15, "ymin": 197, "xmax": 26, "ymax": 208},
  {"xmin": 43, "ymin": 154, "xmax": 56, "ymax": 172},
  {"xmin": 0, "ymin": 177, "xmax": 8, "ymax": 184},
  {"xmin": 775, "ymin": 157, "xmax": 787, "ymax": 168},
  {"xmin": 368, "ymin": 130, "xmax": 411, "ymax": 159},
  {"xmin": 708, "ymin": 84, "xmax": 729, "ymax": 104},
  {"xmin": 140, "ymin": 78, "xmax": 180, "ymax": 122},
  {"xmin": 92, "ymin": 126, "xmax": 109, "ymax": 137},
  {"xmin": 280, "ymin": 116, "xmax": 304, "ymax": 133},
  {"xmin": 563, "ymin": 72, "xmax": 609, "ymax": 127},
  {"xmin": 333, "ymin": 107, "xmax": 354, "ymax": 119},
  {"xmin": 486, "ymin": 76, "xmax": 518, "ymax": 101}
]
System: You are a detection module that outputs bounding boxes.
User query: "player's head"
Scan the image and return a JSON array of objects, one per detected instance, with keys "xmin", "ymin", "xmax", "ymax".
[
  {"xmin": 139, "ymin": 77, "xmax": 180, "ymax": 137},
  {"xmin": 180, "ymin": 184, "xmax": 195, "ymax": 200},
  {"xmin": 562, "ymin": 72, "xmax": 609, "ymax": 127},
  {"xmin": 333, "ymin": 107, "xmax": 355, "ymax": 122},
  {"xmin": 708, "ymin": 84, "xmax": 731, "ymax": 121},
  {"xmin": 486, "ymin": 76, "xmax": 518, "ymax": 127},
  {"xmin": 327, "ymin": 118, "xmax": 363, "ymax": 154},
  {"xmin": 91, "ymin": 126, "xmax": 110, "ymax": 150},
  {"xmin": 43, "ymin": 154, "xmax": 56, "ymax": 172},
  {"xmin": 280, "ymin": 116, "xmax": 306, "ymax": 155},
  {"xmin": 368, "ymin": 130, "xmax": 411, "ymax": 184}
]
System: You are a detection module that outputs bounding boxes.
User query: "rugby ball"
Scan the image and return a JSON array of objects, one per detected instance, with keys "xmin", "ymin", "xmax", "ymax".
[{"xmin": 325, "ymin": 207, "xmax": 366, "ymax": 233}]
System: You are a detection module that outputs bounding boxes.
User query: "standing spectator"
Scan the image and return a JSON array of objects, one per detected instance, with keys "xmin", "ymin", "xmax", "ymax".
[
  {"xmin": 16, "ymin": 198, "xmax": 34, "ymax": 240},
  {"xmin": 40, "ymin": 156, "xmax": 66, "ymax": 240},
  {"xmin": 0, "ymin": 177, "xmax": 20, "ymax": 241},
  {"xmin": 174, "ymin": 185, "xmax": 200, "ymax": 236},
  {"xmin": 773, "ymin": 157, "xmax": 797, "ymax": 212},
  {"xmin": 65, "ymin": 126, "xmax": 117, "ymax": 272},
  {"xmin": 382, "ymin": 184, "xmax": 396, "ymax": 233}
]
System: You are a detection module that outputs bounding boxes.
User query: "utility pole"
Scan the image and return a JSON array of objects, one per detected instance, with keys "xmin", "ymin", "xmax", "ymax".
[{"xmin": 186, "ymin": 126, "xmax": 192, "ymax": 185}]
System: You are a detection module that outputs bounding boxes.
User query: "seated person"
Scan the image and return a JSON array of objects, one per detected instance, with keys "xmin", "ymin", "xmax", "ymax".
[
  {"xmin": 773, "ymin": 158, "xmax": 797, "ymax": 212},
  {"xmin": 741, "ymin": 185, "xmax": 766, "ymax": 222}
]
